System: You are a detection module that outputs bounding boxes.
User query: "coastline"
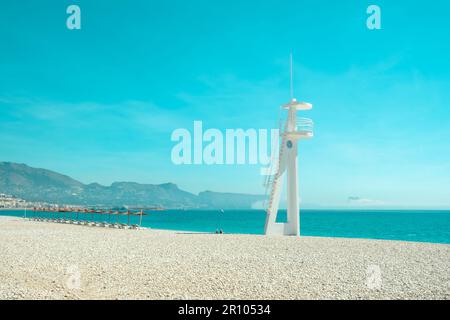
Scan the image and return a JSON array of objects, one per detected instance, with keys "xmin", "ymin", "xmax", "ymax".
[{"xmin": 0, "ymin": 216, "xmax": 449, "ymax": 300}]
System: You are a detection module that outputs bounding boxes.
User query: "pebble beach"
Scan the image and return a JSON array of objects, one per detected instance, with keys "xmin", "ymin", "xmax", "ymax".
[{"xmin": 0, "ymin": 216, "xmax": 449, "ymax": 300}]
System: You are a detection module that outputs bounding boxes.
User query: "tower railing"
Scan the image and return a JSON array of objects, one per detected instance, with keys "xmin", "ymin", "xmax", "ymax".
[{"xmin": 296, "ymin": 117, "xmax": 314, "ymax": 134}]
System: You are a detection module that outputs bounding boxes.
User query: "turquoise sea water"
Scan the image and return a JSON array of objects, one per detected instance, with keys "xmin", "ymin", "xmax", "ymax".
[{"xmin": 1, "ymin": 209, "xmax": 450, "ymax": 244}]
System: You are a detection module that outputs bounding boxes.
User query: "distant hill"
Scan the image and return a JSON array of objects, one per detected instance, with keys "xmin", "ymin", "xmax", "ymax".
[{"xmin": 0, "ymin": 162, "xmax": 264, "ymax": 209}]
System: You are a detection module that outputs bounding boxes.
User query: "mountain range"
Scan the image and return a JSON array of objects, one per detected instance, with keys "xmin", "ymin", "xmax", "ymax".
[{"xmin": 0, "ymin": 162, "xmax": 264, "ymax": 209}]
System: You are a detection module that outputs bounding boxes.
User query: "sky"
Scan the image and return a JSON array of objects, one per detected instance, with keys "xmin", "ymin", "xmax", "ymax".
[{"xmin": 1, "ymin": 0, "xmax": 449, "ymax": 208}]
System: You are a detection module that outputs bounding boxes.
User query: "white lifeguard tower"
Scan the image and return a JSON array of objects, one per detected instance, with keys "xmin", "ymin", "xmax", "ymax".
[{"xmin": 264, "ymin": 55, "xmax": 313, "ymax": 236}]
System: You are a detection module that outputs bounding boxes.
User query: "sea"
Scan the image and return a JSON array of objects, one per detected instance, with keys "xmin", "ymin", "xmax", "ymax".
[{"xmin": 1, "ymin": 209, "xmax": 449, "ymax": 244}]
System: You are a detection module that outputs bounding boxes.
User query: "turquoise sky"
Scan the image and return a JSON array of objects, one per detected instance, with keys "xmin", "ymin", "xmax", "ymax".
[{"xmin": 1, "ymin": 0, "xmax": 449, "ymax": 208}]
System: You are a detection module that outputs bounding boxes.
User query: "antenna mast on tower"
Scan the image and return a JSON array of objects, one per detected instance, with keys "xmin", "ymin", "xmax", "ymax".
[{"xmin": 290, "ymin": 52, "xmax": 294, "ymax": 100}]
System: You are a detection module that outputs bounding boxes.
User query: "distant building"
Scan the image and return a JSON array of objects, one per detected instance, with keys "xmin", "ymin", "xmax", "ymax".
[{"xmin": 0, "ymin": 194, "xmax": 29, "ymax": 208}]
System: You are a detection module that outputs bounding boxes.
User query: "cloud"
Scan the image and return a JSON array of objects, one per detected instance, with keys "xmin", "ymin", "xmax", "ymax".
[{"xmin": 347, "ymin": 196, "xmax": 385, "ymax": 207}]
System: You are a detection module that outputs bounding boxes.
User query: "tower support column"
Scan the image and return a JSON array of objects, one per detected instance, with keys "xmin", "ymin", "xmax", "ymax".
[{"xmin": 286, "ymin": 140, "xmax": 299, "ymax": 236}]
